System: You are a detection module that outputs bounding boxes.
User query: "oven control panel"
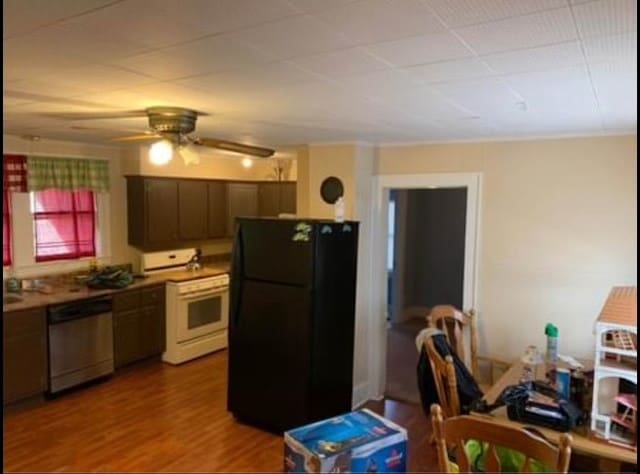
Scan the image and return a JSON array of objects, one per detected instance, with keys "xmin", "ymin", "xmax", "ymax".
[{"xmin": 177, "ymin": 274, "xmax": 229, "ymax": 295}]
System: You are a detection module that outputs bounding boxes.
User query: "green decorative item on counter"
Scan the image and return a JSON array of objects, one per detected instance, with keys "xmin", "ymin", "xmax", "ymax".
[
  {"xmin": 6, "ymin": 277, "xmax": 21, "ymax": 293},
  {"xmin": 86, "ymin": 267, "xmax": 133, "ymax": 289}
]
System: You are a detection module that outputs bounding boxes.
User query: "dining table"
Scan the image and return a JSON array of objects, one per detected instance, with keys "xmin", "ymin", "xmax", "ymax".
[{"xmin": 472, "ymin": 358, "xmax": 637, "ymax": 472}]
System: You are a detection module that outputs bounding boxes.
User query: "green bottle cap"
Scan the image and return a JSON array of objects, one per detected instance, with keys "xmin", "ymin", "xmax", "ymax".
[{"xmin": 545, "ymin": 323, "xmax": 558, "ymax": 337}]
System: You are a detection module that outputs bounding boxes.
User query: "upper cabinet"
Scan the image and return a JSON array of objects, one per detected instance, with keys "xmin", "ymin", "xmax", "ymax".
[
  {"xmin": 178, "ymin": 179, "xmax": 208, "ymax": 241},
  {"xmin": 258, "ymin": 182, "xmax": 297, "ymax": 217},
  {"xmin": 207, "ymin": 181, "xmax": 227, "ymax": 239},
  {"xmin": 126, "ymin": 177, "xmax": 295, "ymax": 250},
  {"xmin": 227, "ymin": 182, "xmax": 259, "ymax": 237},
  {"xmin": 127, "ymin": 177, "xmax": 178, "ymax": 249}
]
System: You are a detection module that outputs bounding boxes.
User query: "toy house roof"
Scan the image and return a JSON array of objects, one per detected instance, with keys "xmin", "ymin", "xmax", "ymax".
[{"xmin": 597, "ymin": 286, "xmax": 637, "ymax": 327}]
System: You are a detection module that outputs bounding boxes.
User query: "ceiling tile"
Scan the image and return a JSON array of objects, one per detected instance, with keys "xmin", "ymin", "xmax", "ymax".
[
  {"xmin": 3, "ymin": 0, "xmax": 115, "ymax": 39},
  {"xmin": 431, "ymin": 76, "xmax": 524, "ymax": 117},
  {"xmin": 177, "ymin": 61, "xmax": 327, "ymax": 96},
  {"xmin": 404, "ymin": 58, "xmax": 495, "ymax": 83},
  {"xmin": 336, "ymin": 69, "xmax": 426, "ymax": 98},
  {"xmin": 3, "ymin": 24, "xmax": 145, "ymax": 76},
  {"xmin": 423, "ymin": 0, "xmax": 568, "ymax": 28},
  {"xmin": 290, "ymin": 47, "xmax": 391, "ymax": 77},
  {"xmin": 503, "ymin": 66, "xmax": 601, "ymax": 121},
  {"xmin": 229, "ymin": 14, "xmax": 353, "ymax": 60},
  {"xmin": 572, "ymin": 0, "xmax": 637, "ymax": 38},
  {"xmin": 589, "ymin": 61, "xmax": 637, "ymax": 129},
  {"xmin": 365, "ymin": 32, "xmax": 473, "ymax": 67},
  {"xmin": 454, "ymin": 8, "xmax": 578, "ymax": 54},
  {"xmin": 315, "ymin": 0, "xmax": 445, "ymax": 45},
  {"xmin": 481, "ymin": 41, "xmax": 585, "ymax": 74},
  {"xmin": 582, "ymin": 31, "xmax": 637, "ymax": 65},
  {"xmin": 286, "ymin": 0, "xmax": 358, "ymax": 14},
  {"xmin": 151, "ymin": 0, "xmax": 300, "ymax": 36},
  {"xmin": 113, "ymin": 34, "xmax": 274, "ymax": 81},
  {"xmin": 378, "ymin": 85, "xmax": 475, "ymax": 120},
  {"xmin": 60, "ymin": 1, "xmax": 209, "ymax": 49}
]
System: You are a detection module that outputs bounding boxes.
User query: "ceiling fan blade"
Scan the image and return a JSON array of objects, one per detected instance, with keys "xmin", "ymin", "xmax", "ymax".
[
  {"xmin": 110, "ymin": 133, "xmax": 159, "ymax": 142},
  {"xmin": 43, "ymin": 110, "xmax": 148, "ymax": 120},
  {"xmin": 196, "ymin": 137, "xmax": 275, "ymax": 158}
]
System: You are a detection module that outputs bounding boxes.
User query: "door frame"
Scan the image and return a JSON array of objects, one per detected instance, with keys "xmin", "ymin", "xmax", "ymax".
[{"xmin": 369, "ymin": 172, "xmax": 482, "ymax": 399}]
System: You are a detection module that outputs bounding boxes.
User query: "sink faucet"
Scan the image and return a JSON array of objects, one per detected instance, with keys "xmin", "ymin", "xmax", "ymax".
[{"xmin": 186, "ymin": 248, "xmax": 202, "ymax": 271}]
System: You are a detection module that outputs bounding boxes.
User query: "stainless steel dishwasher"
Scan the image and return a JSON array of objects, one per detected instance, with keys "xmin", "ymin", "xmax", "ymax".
[{"xmin": 47, "ymin": 295, "xmax": 114, "ymax": 394}]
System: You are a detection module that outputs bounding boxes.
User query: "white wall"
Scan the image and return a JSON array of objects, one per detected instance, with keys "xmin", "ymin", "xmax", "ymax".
[
  {"xmin": 296, "ymin": 143, "xmax": 377, "ymax": 406},
  {"xmin": 376, "ymin": 134, "xmax": 637, "ymax": 361}
]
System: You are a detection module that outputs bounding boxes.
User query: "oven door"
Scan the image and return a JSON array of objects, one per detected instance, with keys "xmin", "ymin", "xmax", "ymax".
[{"xmin": 176, "ymin": 287, "xmax": 229, "ymax": 343}]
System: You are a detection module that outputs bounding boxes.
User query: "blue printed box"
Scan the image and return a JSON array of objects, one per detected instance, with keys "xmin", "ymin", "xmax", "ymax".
[{"xmin": 284, "ymin": 409, "xmax": 408, "ymax": 473}]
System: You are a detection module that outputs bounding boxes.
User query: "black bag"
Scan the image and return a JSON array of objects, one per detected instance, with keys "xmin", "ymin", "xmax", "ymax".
[
  {"xmin": 417, "ymin": 333, "xmax": 484, "ymax": 417},
  {"xmin": 500, "ymin": 381, "xmax": 585, "ymax": 432}
]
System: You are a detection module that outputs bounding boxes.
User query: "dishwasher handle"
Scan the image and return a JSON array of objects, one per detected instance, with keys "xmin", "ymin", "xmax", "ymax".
[{"xmin": 48, "ymin": 296, "xmax": 113, "ymax": 324}]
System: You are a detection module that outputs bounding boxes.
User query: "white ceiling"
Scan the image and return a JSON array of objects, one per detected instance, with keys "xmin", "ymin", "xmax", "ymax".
[{"xmin": 3, "ymin": 0, "xmax": 637, "ymax": 148}]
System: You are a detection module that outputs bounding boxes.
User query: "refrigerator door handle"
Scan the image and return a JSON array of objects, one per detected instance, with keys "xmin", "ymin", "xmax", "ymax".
[{"xmin": 229, "ymin": 223, "xmax": 244, "ymax": 329}]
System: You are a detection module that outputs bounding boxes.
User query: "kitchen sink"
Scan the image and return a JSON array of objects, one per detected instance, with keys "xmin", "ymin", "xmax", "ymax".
[{"xmin": 3, "ymin": 295, "xmax": 23, "ymax": 304}]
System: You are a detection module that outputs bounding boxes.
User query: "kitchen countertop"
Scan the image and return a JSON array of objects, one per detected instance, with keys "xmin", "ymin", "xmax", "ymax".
[{"xmin": 2, "ymin": 264, "xmax": 230, "ymax": 312}]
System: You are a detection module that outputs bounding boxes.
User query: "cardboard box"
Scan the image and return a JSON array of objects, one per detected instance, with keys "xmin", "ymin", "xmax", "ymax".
[{"xmin": 284, "ymin": 409, "xmax": 408, "ymax": 473}]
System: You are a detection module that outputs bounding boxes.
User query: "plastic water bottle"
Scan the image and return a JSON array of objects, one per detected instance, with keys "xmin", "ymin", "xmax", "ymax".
[
  {"xmin": 545, "ymin": 323, "xmax": 559, "ymax": 364},
  {"xmin": 334, "ymin": 197, "xmax": 345, "ymax": 223}
]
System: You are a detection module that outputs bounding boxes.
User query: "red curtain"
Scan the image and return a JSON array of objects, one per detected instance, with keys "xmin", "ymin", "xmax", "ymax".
[
  {"xmin": 33, "ymin": 189, "xmax": 96, "ymax": 262},
  {"xmin": 3, "ymin": 191, "xmax": 11, "ymax": 266},
  {"xmin": 3, "ymin": 154, "xmax": 27, "ymax": 192}
]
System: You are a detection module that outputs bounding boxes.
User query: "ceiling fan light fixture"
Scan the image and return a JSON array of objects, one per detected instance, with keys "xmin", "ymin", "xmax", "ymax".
[
  {"xmin": 179, "ymin": 143, "xmax": 200, "ymax": 166},
  {"xmin": 149, "ymin": 139, "xmax": 174, "ymax": 166}
]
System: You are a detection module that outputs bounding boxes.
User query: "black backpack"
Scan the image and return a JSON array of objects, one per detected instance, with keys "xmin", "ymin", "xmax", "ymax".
[{"xmin": 417, "ymin": 333, "xmax": 484, "ymax": 418}]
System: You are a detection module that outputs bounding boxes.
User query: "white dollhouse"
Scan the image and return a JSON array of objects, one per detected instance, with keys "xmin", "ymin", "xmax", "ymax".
[{"xmin": 590, "ymin": 286, "xmax": 637, "ymax": 448}]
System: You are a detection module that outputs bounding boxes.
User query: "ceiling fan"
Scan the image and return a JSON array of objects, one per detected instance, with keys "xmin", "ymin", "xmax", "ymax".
[{"xmin": 50, "ymin": 106, "xmax": 275, "ymax": 165}]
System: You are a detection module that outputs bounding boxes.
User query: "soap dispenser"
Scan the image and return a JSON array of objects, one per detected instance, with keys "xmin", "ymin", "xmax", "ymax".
[{"xmin": 334, "ymin": 197, "xmax": 345, "ymax": 223}]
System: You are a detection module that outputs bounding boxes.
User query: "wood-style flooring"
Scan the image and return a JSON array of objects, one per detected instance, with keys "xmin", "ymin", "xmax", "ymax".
[
  {"xmin": 385, "ymin": 318, "xmax": 425, "ymax": 404},
  {"xmin": 3, "ymin": 350, "xmax": 439, "ymax": 473}
]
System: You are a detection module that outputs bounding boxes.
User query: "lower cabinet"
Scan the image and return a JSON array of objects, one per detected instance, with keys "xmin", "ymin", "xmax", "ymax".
[
  {"xmin": 113, "ymin": 284, "xmax": 166, "ymax": 369},
  {"xmin": 3, "ymin": 307, "xmax": 48, "ymax": 404}
]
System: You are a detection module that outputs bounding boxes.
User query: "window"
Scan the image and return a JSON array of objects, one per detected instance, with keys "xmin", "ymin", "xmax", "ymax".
[
  {"xmin": 3, "ymin": 191, "xmax": 11, "ymax": 266},
  {"xmin": 387, "ymin": 196, "xmax": 396, "ymax": 272},
  {"xmin": 32, "ymin": 189, "xmax": 97, "ymax": 262}
]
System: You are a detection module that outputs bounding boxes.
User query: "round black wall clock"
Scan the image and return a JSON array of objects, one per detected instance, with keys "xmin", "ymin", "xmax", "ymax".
[{"xmin": 320, "ymin": 176, "xmax": 344, "ymax": 204}]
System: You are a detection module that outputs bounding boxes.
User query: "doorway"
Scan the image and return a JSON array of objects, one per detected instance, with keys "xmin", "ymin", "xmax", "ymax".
[
  {"xmin": 384, "ymin": 187, "xmax": 468, "ymax": 403},
  {"xmin": 369, "ymin": 173, "xmax": 481, "ymax": 401}
]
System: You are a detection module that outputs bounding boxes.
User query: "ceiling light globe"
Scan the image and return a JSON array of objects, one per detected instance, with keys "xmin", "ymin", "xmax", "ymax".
[
  {"xmin": 241, "ymin": 157, "xmax": 253, "ymax": 169},
  {"xmin": 149, "ymin": 139, "xmax": 173, "ymax": 165}
]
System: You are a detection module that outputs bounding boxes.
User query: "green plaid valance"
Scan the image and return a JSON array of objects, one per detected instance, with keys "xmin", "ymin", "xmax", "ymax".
[{"xmin": 27, "ymin": 156, "xmax": 110, "ymax": 193}]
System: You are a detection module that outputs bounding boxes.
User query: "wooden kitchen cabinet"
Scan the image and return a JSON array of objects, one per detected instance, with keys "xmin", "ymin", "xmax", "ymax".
[
  {"xmin": 127, "ymin": 177, "xmax": 179, "ymax": 249},
  {"xmin": 3, "ymin": 306, "xmax": 48, "ymax": 404},
  {"xmin": 113, "ymin": 284, "xmax": 166, "ymax": 369},
  {"xmin": 258, "ymin": 182, "xmax": 281, "ymax": 217},
  {"xmin": 178, "ymin": 179, "xmax": 208, "ymax": 241},
  {"xmin": 280, "ymin": 182, "xmax": 297, "ymax": 214},
  {"xmin": 226, "ymin": 182, "xmax": 258, "ymax": 236},
  {"xmin": 126, "ymin": 176, "xmax": 296, "ymax": 246},
  {"xmin": 258, "ymin": 182, "xmax": 297, "ymax": 217},
  {"xmin": 207, "ymin": 181, "xmax": 227, "ymax": 238}
]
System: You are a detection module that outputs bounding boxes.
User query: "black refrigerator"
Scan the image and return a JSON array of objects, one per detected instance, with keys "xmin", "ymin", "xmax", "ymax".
[{"xmin": 227, "ymin": 217, "xmax": 359, "ymax": 433}]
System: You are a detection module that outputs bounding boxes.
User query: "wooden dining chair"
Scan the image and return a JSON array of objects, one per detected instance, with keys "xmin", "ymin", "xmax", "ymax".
[
  {"xmin": 424, "ymin": 335, "xmax": 461, "ymax": 419},
  {"xmin": 427, "ymin": 305, "xmax": 511, "ymax": 388},
  {"xmin": 430, "ymin": 404, "xmax": 573, "ymax": 473}
]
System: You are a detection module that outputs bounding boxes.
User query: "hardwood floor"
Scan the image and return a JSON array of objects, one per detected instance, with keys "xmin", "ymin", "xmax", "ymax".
[
  {"xmin": 385, "ymin": 317, "xmax": 425, "ymax": 404},
  {"xmin": 3, "ymin": 350, "xmax": 439, "ymax": 473}
]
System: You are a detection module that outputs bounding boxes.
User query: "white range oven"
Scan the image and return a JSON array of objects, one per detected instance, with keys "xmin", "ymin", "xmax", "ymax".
[{"xmin": 142, "ymin": 248, "xmax": 229, "ymax": 365}]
